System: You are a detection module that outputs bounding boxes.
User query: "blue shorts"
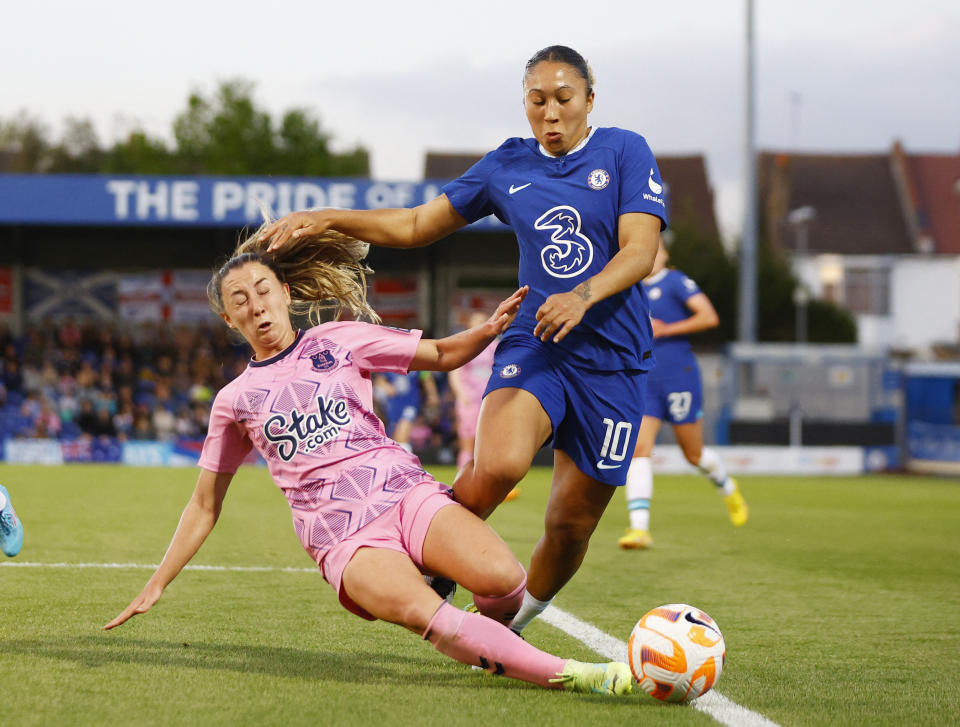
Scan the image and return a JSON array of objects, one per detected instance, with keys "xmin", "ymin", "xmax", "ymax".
[
  {"xmin": 386, "ymin": 396, "xmax": 419, "ymax": 427},
  {"xmin": 644, "ymin": 359, "xmax": 704, "ymax": 425},
  {"xmin": 384, "ymin": 373, "xmax": 420, "ymax": 430},
  {"xmin": 484, "ymin": 335, "xmax": 646, "ymax": 486}
]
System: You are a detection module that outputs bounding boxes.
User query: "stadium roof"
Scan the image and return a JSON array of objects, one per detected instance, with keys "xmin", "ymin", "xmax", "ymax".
[
  {"xmin": 900, "ymin": 150, "xmax": 960, "ymax": 254},
  {"xmin": 759, "ymin": 144, "xmax": 960, "ymax": 257},
  {"xmin": 759, "ymin": 151, "xmax": 914, "ymax": 256}
]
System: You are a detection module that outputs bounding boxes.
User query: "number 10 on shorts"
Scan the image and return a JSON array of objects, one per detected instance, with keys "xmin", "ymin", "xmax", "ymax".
[{"xmin": 600, "ymin": 418, "xmax": 633, "ymax": 462}]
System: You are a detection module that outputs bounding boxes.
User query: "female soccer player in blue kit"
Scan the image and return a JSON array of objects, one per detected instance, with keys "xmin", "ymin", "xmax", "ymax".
[
  {"xmin": 263, "ymin": 45, "xmax": 666, "ymax": 632},
  {"xmin": 618, "ymin": 238, "xmax": 748, "ymax": 550}
]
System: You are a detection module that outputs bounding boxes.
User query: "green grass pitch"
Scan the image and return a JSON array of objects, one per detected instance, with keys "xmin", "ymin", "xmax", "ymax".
[{"xmin": 1, "ymin": 463, "xmax": 959, "ymax": 726}]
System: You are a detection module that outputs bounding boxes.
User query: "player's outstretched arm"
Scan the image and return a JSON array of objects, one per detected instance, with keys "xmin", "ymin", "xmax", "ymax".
[
  {"xmin": 261, "ymin": 195, "xmax": 467, "ymax": 252},
  {"xmin": 534, "ymin": 212, "xmax": 661, "ymax": 343},
  {"xmin": 652, "ymin": 292, "xmax": 719, "ymax": 339},
  {"xmin": 104, "ymin": 469, "xmax": 233, "ymax": 630},
  {"xmin": 411, "ymin": 286, "xmax": 528, "ymax": 372}
]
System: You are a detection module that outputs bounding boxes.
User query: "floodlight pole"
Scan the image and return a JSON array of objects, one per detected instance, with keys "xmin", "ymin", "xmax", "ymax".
[
  {"xmin": 788, "ymin": 205, "xmax": 817, "ymax": 345},
  {"xmin": 738, "ymin": 0, "xmax": 758, "ymax": 343}
]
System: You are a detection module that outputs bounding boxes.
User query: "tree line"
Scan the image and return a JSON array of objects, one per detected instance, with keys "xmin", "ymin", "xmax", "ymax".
[
  {"xmin": 666, "ymin": 220, "xmax": 856, "ymax": 345},
  {"xmin": 0, "ymin": 80, "xmax": 368, "ymax": 177}
]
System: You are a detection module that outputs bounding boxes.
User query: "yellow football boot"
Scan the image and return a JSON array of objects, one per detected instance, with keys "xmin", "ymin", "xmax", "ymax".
[
  {"xmin": 723, "ymin": 481, "xmax": 749, "ymax": 527},
  {"xmin": 617, "ymin": 528, "xmax": 652, "ymax": 550}
]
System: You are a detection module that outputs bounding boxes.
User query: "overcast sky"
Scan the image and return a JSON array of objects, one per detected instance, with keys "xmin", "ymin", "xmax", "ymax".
[{"xmin": 3, "ymin": 0, "xmax": 958, "ymax": 240}]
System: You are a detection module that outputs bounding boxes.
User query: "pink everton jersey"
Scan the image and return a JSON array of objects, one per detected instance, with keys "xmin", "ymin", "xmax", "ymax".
[{"xmin": 198, "ymin": 323, "xmax": 438, "ymax": 566}]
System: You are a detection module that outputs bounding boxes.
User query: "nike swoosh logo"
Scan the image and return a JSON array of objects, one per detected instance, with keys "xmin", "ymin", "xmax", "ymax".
[
  {"xmin": 684, "ymin": 611, "xmax": 720, "ymax": 636},
  {"xmin": 596, "ymin": 460, "xmax": 622, "ymax": 470},
  {"xmin": 509, "ymin": 183, "xmax": 532, "ymax": 194}
]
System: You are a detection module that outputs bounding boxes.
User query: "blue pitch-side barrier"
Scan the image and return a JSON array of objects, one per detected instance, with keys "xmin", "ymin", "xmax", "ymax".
[
  {"xmin": 0, "ymin": 174, "xmax": 505, "ymax": 229},
  {"xmin": 907, "ymin": 420, "xmax": 960, "ymax": 463},
  {"xmin": 2, "ymin": 437, "xmax": 265, "ymax": 467}
]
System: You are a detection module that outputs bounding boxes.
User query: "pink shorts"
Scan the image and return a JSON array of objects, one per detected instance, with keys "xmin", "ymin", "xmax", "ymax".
[{"xmin": 320, "ymin": 480, "xmax": 457, "ymax": 620}]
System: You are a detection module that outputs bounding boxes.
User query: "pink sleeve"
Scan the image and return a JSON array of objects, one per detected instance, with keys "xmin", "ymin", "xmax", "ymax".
[
  {"xmin": 333, "ymin": 322, "xmax": 423, "ymax": 374},
  {"xmin": 197, "ymin": 387, "xmax": 253, "ymax": 474}
]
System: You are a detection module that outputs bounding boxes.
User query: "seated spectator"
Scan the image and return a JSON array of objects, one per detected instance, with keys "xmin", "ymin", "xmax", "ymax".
[
  {"xmin": 33, "ymin": 400, "xmax": 61, "ymax": 439},
  {"xmin": 132, "ymin": 408, "xmax": 156, "ymax": 441},
  {"xmin": 3, "ymin": 359, "xmax": 22, "ymax": 393},
  {"xmin": 113, "ymin": 402, "xmax": 135, "ymax": 441},
  {"xmin": 152, "ymin": 405, "xmax": 177, "ymax": 442},
  {"xmin": 75, "ymin": 398, "xmax": 100, "ymax": 437}
]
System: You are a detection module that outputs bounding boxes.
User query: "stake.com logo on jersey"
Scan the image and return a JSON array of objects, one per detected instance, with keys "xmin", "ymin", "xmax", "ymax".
[{"xmin": 263, "ymin": 395, "xmax": 351, "ymax": 461}]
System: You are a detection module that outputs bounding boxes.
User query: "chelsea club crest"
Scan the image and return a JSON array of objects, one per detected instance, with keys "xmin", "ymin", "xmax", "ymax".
[
  {"xmin": 500, "ymin": 364, "xmax": 521, "ymax": 378},
  {"xmin": 587, "ymin": 169, "xmax": 610, "ymax": 190}
]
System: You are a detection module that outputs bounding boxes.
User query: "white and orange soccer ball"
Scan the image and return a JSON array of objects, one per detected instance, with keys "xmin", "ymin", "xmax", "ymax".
[{"xmin": 627, "ymin": 603, "xmax": 725, "ymax": 703}]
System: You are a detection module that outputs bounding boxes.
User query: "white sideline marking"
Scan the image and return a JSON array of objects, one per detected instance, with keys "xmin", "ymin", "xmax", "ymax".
[
  {"xmin": 0, "ymin": 561, "xmax": 317, "ymax": 573},
  {"xmin": 5, "ymin": 562, "xmax": 779, "ymax": 726},
  {"xmin": 541, "ymin": 606, "xmax": 781, "ymax": 727}
]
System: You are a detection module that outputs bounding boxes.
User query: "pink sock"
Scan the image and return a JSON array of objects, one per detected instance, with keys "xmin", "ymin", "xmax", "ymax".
[
  {"xmin": 473, "ymin": 569, "xmax": 525, "ymax": 625},
  {"xmin": 457, "ymin": 449, "xmax": 472, "ymax": 469},
  {"xmin": 423, "ymin": 602, "xmax": 566, "ymax": 688}
]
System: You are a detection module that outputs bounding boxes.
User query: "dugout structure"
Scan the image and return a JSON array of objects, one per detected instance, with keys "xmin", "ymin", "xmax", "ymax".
[
  {"xmin": 720, "ymin": 343, "xmax": 901, "ymax": 469},
  {"xmin": 902, "ymin": 361, "xmax": 960, "ymax": 475}
]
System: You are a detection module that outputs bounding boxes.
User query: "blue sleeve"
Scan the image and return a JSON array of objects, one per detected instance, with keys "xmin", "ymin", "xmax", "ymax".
[
  {"xmin": 674, "ymin": 272, "xmax": 702, "ymax": 302},
  {"xmin": 441, "ymin": 150, "xmax": 500, "ymax": 224},
  {"xmin": 617, "ymin": 131, "xmax": 668, "ymax": 229}
]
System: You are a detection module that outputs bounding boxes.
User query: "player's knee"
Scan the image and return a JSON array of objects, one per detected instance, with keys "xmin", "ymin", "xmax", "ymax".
[
  {"xmin": 543, "ymin": 512, "xmax": 599, "ymax": 547},
  {"xmin": 471, "ymin": 562, "xmax": 525, "ymax": 624},
  {"xmin": 455, "ymin": 455, "xmax": 527, "ymax": 514},
  {"xmin": 475, "ymin": 451, "xmax": 529, "ymax": 489},
  {"xmin": 484, "ymin": 559, "xmax": 526, "ymax": 596},
  {"xmin": 633, "ymin": 440, "xmax": 654, "ymax": 457}
]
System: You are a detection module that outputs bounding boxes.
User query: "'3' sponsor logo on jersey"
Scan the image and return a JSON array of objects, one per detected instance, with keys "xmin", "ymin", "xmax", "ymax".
[{"xmin": 534, "ymin": 205, "xmax": 594, "ymax": 279}]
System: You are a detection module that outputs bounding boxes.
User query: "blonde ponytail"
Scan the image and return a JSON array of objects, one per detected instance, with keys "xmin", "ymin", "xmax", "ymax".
[{"xmin": 208, "ymin": 220, "xmax": 381, "ymax": 326}]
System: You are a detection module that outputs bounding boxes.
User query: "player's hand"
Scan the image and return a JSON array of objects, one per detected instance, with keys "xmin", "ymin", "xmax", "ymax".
[
  {"xmin": 104, "ymin": 582, "xmax": 164, "ymax": 630},
  {"xmin": 534, "ymin": 290, "xmax": 588, "ymax": 343},
  {"xmin": 650, "ymin": 318, "xmax": 667, "ymax": 338},
  {"xmin": 259, "ymin": 211, "xmax": 335, "ymax": 253},
  {"xmin": 487, "ymin": 286, "xmax": 528, "ymax": 334}
]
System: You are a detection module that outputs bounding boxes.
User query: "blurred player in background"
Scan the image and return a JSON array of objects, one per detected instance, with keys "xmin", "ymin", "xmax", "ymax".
[
  {"xmin": 373, "ymin": 370, "xmax": 438, "ymax": 452},
  {"xmin": 0, "ymin": 484, "xmax": 24, "ymax": 557},
  {"xmin": 263, "ymin": 45, "xmax": 665, "ymax": 634},
  {"xmin": 619, "ymin": 238, "xmax": 748, "ymax": 550},
  {"xmin": 105, "ymin": 227, "xmax": 632, "ymax": 695},
  {"xmin": 448, "ymin": 310, "xmax": 519, "ymax": 502}
]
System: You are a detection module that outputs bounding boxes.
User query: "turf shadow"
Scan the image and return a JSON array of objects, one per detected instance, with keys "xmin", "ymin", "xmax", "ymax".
[{"xmin": 4, "ymin": 635, "xmax": 542, "ymax": 690}]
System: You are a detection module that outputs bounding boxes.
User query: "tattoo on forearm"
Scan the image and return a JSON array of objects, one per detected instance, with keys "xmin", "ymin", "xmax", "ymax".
[{"xmin": 575, "ymin": 281, "xmax": 592, "ymax": 302}]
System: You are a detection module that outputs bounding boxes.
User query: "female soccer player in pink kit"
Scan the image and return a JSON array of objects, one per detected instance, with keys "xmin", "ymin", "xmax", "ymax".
[{"xmin": 105, "ymin": 225, "xmax": 632, "ymax": 696}]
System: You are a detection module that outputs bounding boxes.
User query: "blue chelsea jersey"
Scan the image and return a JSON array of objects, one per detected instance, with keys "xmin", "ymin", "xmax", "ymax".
[
  {"xmin": 643, "ymin": 268, "xmax": 702, "ymax": 368},
  {"xmin": 442, "ymin": 127, "xmax": 668, "ymax": 371}
]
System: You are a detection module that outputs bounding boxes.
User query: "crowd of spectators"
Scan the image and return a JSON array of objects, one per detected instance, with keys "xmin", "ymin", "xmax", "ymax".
[
  {"xmin": 0, "ymin": 318, "xmax": 461, "ymax": 462},
  {"xmin": 0, "ymin": 318, "xmax": 248, "ymax": 444}
]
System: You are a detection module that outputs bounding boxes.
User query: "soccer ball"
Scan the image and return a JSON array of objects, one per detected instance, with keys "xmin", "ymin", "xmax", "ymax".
[{"xmin": 628, "ymin": 603, "xmax": 725, "ymax": 703}]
